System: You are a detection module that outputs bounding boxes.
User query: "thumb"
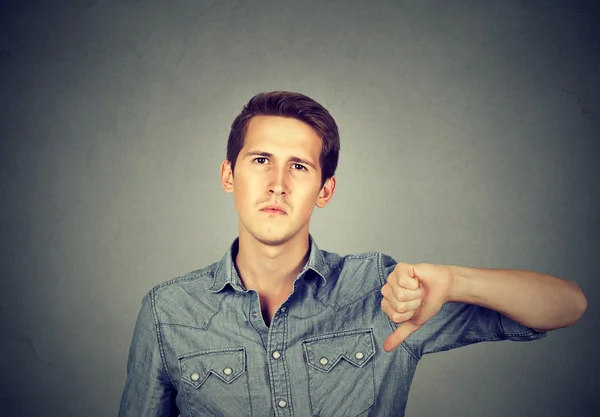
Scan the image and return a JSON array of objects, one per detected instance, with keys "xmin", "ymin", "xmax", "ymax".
[
  {"xmin": 399, "ymin": 264, "xmax": 419, "ymax": 290},
  {"xmin": 383, "ymin": 322, "xmax": 421, "ymax": 352}
]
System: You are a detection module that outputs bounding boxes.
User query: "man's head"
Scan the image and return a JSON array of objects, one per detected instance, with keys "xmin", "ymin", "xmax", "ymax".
[
  {"xmin": 226, "ymin": 91, "xmax": 340, "ymax": 188},
  {"xmin": 220, "ymin": 91, "xmax": 340, "ymax": 246}
]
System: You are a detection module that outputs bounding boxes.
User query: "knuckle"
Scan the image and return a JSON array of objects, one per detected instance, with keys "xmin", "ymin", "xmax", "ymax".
[
  {"xmin": 392, "ymin": 313, "xmax": 403, "ymax": 323},
  {"xmin": 392, "ymin": 287, "xmax": 404, "ymax": 300}
]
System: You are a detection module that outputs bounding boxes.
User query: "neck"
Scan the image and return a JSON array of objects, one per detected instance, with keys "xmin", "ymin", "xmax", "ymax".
[{"xmin": 235, "ymin": 231, "xmax": 310, "ymax": 297}]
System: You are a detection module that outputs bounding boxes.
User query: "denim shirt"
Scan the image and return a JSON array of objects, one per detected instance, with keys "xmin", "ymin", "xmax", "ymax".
[{"xmin": 119, "ymin": 235, "xmax": 546, "ymax": 417}]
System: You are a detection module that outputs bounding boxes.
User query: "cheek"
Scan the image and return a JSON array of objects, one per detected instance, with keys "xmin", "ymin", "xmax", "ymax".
[
  {"xmin": 234, "ymin": 176, "xmax": 259, "ymax": 205},
  {"xmin": 296, "ymin": 189, "xmax": 320, "ymax": 212}
]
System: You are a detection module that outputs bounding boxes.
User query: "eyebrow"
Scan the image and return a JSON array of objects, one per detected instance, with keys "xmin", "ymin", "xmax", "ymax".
[{"xmin": 243, "ymin": 150, "xmax": 318, "ymax": 170}]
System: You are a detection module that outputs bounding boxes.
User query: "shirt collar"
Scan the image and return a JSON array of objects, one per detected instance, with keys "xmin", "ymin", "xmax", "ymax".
[{"xmin": 209, "ymin": 233, "xmax": 330, "ymax": 292}]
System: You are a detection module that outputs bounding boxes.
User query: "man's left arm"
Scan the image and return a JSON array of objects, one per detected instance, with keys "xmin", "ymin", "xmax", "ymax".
[
  {"xmin": 447, "ymin": 265, "xmax": 587, "ymax": 333},
  {"xmin": 381, "ymin": 262, "xmax": 588, "ymax": 352}
]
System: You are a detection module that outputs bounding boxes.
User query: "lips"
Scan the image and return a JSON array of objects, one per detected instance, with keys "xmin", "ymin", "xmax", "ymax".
[{"xmin": 260, "ymin": 205, "xmax": 287, "ymax": 214}]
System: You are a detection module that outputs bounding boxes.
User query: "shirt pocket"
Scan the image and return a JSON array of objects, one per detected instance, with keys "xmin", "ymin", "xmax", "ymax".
[
  {"xmin": 302, "ymin": 329, "xmax": 375, "ymax": 417},
  {"xmin": 178, "ymin": 347, "xmax": 252, "ymax": 417}
]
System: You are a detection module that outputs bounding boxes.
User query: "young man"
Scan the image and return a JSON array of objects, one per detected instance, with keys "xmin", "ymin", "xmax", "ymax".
[{"xmin": 118, "ymin": 91, "xmax": 587, "ymax": 417}]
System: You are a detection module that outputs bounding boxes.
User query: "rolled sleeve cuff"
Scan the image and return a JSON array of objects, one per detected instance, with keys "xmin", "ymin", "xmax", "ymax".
[{"xmin": 500, "ymin": 315, "xmax": 547, "ymax": 341}]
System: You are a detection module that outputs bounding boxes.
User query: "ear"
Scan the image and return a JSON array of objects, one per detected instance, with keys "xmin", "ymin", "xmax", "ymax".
[
  {"xmin": 220, "ymin": 160, "xmax": 234, "ymax": 194},
  {"xmin": 316, "ymin": 176, "xmax": 336, "ymax": 208}
]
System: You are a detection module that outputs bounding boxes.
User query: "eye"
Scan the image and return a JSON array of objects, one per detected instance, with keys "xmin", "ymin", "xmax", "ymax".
[
  {"xmin": 293, "ymin": 163, "xmax": 307, "ymax": 171},
  {"xmin": 253, "ymin": 157, "xmax": 268, "ymax": 164}
]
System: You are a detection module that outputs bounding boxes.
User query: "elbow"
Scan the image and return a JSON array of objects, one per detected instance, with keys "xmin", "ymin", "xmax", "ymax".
[
  {"xmin": 544, "ymin": 282, "xmax": 588, "ymax": 332},
  {"xmin": 568, "ymin": 281, "xmax": 588, "ymax": 326},
  {"xmin": 575, "ymin": 283, "xmax": 588, "ymax": 321}
]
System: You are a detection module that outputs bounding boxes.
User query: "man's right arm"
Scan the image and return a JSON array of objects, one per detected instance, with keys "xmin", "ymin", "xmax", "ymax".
[{"xmin": 118, "ymin": 291, "xmax": 179, "ymax": 417}]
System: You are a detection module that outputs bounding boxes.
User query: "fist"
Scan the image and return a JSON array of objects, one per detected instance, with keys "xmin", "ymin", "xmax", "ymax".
[
  {"xmin": 381, "ymin": 263, "xmax": 425, "ymax": 324},
  {"xmin": 381, "ymin": 262, "xmax": 453, "ymax": 352}
]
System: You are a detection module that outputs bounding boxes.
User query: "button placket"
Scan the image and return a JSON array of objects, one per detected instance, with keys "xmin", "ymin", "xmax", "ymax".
[{"xmin": 267, "ymin": 310, "xmax": 292, "ymax": 415}]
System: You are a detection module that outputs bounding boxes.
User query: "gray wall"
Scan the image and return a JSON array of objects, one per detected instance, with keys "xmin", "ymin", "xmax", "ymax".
[{"xmin": 1, "ymin": 0, "xmax": 598, "ymax": 416}]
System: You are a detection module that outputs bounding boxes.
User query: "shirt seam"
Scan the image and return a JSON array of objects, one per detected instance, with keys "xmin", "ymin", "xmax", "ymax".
[
  {"xmin": 499, "ymin": 314, "xmax": 540, "ymax": 337},
  {"xmin": 153, "ymin": 266, "xmax": 217, "ymax": 292},
  {"xmin": 281, "ymin": 313, "xmax": 294, "ymax": 417},
  {"xmin": 150, "ymin": 287, "xmax": 177, "ymax": 387}
]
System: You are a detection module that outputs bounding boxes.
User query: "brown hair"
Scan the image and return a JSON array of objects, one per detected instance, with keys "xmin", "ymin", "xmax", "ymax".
[{"xmin": 226, "ymin": 91, "xmax": 340, "ymax": 188}]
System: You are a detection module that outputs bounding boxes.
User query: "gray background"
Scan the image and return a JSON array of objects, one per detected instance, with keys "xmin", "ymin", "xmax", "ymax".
[{"xmin": 1, "ymin": 0, "xmax": 598, "ymax": 416}]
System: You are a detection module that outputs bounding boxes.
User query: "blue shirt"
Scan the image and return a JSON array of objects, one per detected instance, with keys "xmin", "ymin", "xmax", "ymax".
[{"xmin": 118, "ymin": 235, "xmax": 546, "ymax": 417}]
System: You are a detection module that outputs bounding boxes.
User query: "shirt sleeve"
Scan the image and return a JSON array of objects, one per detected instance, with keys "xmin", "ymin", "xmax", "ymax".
[
  {"xmin": 118, "ymin": 290, "xmax": 179, "ymax": 417},
  {"xmin": 379, "ymin": 253, "xmax": 547, "ymax": 360}
]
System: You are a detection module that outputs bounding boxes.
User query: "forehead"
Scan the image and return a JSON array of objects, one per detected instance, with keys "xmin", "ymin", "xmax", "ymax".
[{"xmin": 244, "ymin": 116, "xmax": 322, "ymax": 157}]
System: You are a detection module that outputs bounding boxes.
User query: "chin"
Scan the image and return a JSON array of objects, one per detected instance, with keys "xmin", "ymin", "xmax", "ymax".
[
  {"xmin": 240, "ymin": 215, "xmax": 308, "ymax": 246},
  {"xmin": 250, "ymin": 224, "xmax": 303, "ymax": 246},
  {"xmin": 254, "ymin": 232, "xmax": 293, "ymax": 247}
]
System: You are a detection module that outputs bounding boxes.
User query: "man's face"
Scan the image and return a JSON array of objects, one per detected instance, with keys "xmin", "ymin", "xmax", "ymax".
[{"xmin": 221, "ymin": 115, "xmax": 335, "ymax": 246}]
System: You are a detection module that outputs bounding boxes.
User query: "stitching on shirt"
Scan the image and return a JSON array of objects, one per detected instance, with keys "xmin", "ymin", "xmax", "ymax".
[
  {"xmin": 328, "ymin": 255, "xmax": 386, "ymax": 310},
  {"xmin": 505, "ymin": 331, "xmax": 538, "ymax": 337},
  {"xmin": 266, "ymin": 334, "xmax": 278, "ymax": 415},
  {"xmin": 302, "ymin": 329, "xmax": 377, "ymax": 415},
  {"xmin": 302, "ymin": 344, "xmax": 317, "ymax": 415},
  {"xmin": 334, "ymin": 286, "xmax": 382, "ymax": 311},
  {"xmin": 150, "ymin": 288, "xmax": 177, "ymax": 387},
  {"xmin": 456, "ymin": 335, "xmax": 502, "ymax": 344},
  {"xmin": 245, "ymin": 358, "xmax": 255, "ymax": 417},
  {"xmin": 499, "ymin": 314, "xmax": 537, "ymax": 337},
  {"xmin": 376, "ymin": 253, "xmax": 420, "ymax": 362},
  {"xmin": 280, "ymin": 309, "xmax": 294, "ymax": 417},
  {"xmin": 177, "ymin": 346, "xmax": 246, "ymax": 360},
  {"xmin": 345, "ymin": 252, "xmax": 380, "ymax": 260},
  {"xmin": 309, "ymin": 281, "xmax": 339, "ymax": 311},
  {"xmin": 431, "ymin": 335, "xmax": 503, "ymax": 354},
  {"xmin": 359, "ymin": 329, "xmax": 377, "ymax": 416},
  {"xmin": 158, "ymin": 323, "xmax": 208, "ymax": 331},
  {"xmin": 152, "ymin": 266, "xmax": 217, "ymax": 292},
  {"xmin": 308, "ymin": 279, "xmax": 381, "ymax": 313},
  {"xmin": 204, "ymin": 292, "xmax": 228, "ymax": 330}
]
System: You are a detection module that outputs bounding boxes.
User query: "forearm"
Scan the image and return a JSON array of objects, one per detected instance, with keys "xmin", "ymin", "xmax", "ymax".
[{"xmin": 446, "ymin": 265, "xmax": 587, "ymax": 331}]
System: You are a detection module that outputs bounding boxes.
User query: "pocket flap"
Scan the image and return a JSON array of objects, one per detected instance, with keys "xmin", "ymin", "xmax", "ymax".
[
  {"xmin": 303, "ymin": 329, "xmax": 374, "ymax": 372},
  {"xmin": 179, "ymin": 347, "xmax": 246, "ymax": 388}
]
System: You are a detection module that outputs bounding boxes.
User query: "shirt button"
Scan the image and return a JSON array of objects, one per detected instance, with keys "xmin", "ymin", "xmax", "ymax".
[
  {"xmin": 272, "ymin": 351, "xmax": 281, "ymax": 359},
  {"xmin": 355, "ymin": 352, "xmax": 364, "ymax": 360},
  {"xmin": 278, "ymin": 399, "xmax": 287, "ymax": 408},
  {"xmin": 251, "ymin": 311, "xmax": 258, "ymax": 318},
  {"xmin": 319, "ymin": 357, "xmax": 329, "ymax": 365},
  {"xmin": 191, "ymin": 373, "xmax": 200, "ymax": 381},
  {"xmin": 223, "ymin": 367, "xmax": 233, "ymax": 376}
]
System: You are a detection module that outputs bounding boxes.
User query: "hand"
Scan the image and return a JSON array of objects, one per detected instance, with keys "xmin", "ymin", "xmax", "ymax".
[{"xmin": 381, "ymin": 262, "xmax": 454, "ymax": 352}]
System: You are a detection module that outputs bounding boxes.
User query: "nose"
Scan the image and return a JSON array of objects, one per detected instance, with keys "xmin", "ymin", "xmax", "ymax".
[{"xmin": 268, "ymin": 166, "xmax": 288, "ymax": 196}]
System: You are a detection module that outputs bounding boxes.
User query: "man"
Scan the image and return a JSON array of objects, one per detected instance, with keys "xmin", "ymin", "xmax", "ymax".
[{"xmin": 118, "ymin": 91, "xmax": 587, "ymax": 417}]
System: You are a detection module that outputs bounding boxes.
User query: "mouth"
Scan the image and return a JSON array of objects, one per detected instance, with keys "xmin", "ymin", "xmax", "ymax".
[{"xmin": 260, "ymin": 207, "xmax": 287, "ymax": 215}]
